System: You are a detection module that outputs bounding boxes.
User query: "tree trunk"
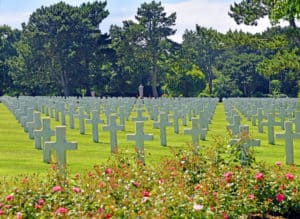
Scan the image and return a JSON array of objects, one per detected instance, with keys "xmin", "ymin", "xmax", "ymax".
[
  {"xmin": 289, "ymin": 17, "xmax": 297, "ymax": 29},
  {"xmin": 151, "ymin": 70, "xmax": 159, "ymax": 98},
  {"xmin": 60, "ymin": 70, "xmax": 69, "ymax": 97},
  {"xmin": 151, "ymin": 58, "xmax": 158, "ymax": 98}
]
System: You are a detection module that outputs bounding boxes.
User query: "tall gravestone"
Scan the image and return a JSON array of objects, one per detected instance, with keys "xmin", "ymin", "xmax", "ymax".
[
  {"xmin": 86, "ymin": 110, "xmax": 104, "ymax": 143},
  {"xmin": 44, "ymin": 126, "xmax": 77, "ymax": 174},
  {"xmin": 33, "ymin": 118, "xmax": 55, "ymax": 150},
  {"xmin": 126, "ymin": 121, "xmax": 153, "ymax": 163},
  {"xmin": 103, "ymin": 114, "xmax": 124, "ymax": 153},
  {"xmin": 183, "ymin": 117, "xmax": 202, "ymax": 153},
  {"xmin": 153, "ymin": 112, "xmax": 172, "ymax": 146},
  {"xmin": 229, "ymin": 125, "xmax": 260, "ymax": 166},
  {"xmin": 27, "ymin": 112, "xmax": 42, "ymax": 140},
  {"xmin": 262, "ymin": 113, "xmax": 281, "ymax": 144},
  {"xmin": 276, "ymin": 121, "xmax": 300, "ymax": 165}
]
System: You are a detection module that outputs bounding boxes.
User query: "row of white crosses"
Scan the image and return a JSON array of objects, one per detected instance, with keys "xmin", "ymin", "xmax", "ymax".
[
  {"xmin": 224, "ymin": 97, "xmax": 300, "ymax": 165},
  {"xmin": 1, "ymin": 96, "xmax": 77, "ymax": 174},
  {"xmin": 1, "ymin": 96, "xmax": 219, "ymax": 164}
]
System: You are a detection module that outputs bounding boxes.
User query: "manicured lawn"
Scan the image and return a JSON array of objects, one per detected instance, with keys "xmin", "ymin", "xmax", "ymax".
[{"xmin": 0, "ymin": 101, "xmax": 299, "ymax": 177}]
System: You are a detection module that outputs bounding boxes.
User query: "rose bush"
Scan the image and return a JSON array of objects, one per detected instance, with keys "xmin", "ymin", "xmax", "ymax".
[{"xmin": 0, "ymin": 144, "xmax": 299, "ymax": 218}]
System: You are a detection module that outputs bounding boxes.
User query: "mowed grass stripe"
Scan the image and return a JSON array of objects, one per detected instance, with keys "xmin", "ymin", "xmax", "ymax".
[
  {"xmin": 0, "ymin": 103, "xmax": 49, "ymax": 176},
  {"xmin": 0, "ymin": 101, "xmax": 299, "ymax": 177}
]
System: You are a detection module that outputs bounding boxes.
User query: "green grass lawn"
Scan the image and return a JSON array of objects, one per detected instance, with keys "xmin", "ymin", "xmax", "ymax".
[{"xmin": 0, "ymin": 101, "xmax": 299, "ymax": 177}]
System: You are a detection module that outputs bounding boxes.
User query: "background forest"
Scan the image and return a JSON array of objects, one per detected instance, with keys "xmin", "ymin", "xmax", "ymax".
[{"xmin": 0, "ymin": 0, "xmax": 300, "ymax": 98}]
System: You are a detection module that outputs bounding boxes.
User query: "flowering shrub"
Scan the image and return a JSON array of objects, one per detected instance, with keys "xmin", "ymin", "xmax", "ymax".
[{"xmin": 0, "ymin": 143, "xmax": 299, "ymax": 218}]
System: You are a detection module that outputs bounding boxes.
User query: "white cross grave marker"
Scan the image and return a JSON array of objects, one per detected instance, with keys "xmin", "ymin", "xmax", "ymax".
[{"xmin": 126, "ymin": 121, "xmax": 153, "ymax": 163}]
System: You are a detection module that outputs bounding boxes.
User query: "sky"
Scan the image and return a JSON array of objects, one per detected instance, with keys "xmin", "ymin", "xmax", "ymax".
[{"xmin": 0, "ymin": 0, "xmax": 276, "ymax": 42}]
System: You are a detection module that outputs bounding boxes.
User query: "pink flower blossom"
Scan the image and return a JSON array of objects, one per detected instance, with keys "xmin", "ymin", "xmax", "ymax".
[
  {"xmin": 255, "ymin": 172, "xmax": 264, "ymax": 180},
  {"xmin": 5, "ymin": 194, "xmax": 13, "ymax": 201},
  {"xmin": 133, "ymin": 181, "xmax": 139, "ymax": 188},
  {"xmin": 224, "ymin": 172, "xmax": 232, "ymax": 182},
  {"xmin": 158, "ymin": 179, "xmax": 164, "ymax": 184},
  {"xmin": 248, "ymin": 194, "xmax": 255, "ymax": 200},
  {"xmin": 5, "ymin": 205, "xmax": 11, "ymax": 209},
  {"xmin": 34, "ymin": 204, "xmax": 41, "ymax": 209},
  {"xmin": 97, "ymin": 208, "xmax": 104, "ymax": 213},
  {"xmin": 37, "ymin": 199, "xmax": 44, "ymax": 205},
  {"xmin": 286, "ymin": 173, "xmax": 294, "ymax": 180},
  {"xmin": 98, "ymin": 182, "xmax": 105, "ymax": 188},
  {"xmin": 105, "ymin": 213, "xmax": 113, "ymax": 219},
  {"xmin": 15, "ymin": 212, "xmax": 22, "ymax": 219},
  {"xmin": 141, "ymin": 190, "xmax": 150, "ymax": 197},
  {"xmin": 193, "ymin": 203, "xmax": 203, "ymax": 211},
  {"xmin": 72, "ymin": 187, "xmax": 80, "ymax": 193},
  {"xmin": 222, "ymin": 212, "xmax": 229, "ymax": 219},
  {"xmin": 52, "ymin": 186, "xmax": 62, "ymax": 192},
  {"xmin": 194, "ymin": 184, "xmax": 201, "ymax": 191},
  {"xmin": 276, "ymin": 193, "xmax": 284, "ymax": 202},
  {"xmin": 56, "ymin": 207, "xmax": 68, "ymax": 214},
  {"xmin": 275, "ymin": 161, "xmax": 282, "ymax": 166},
  {"xmin": 0, "ymin": 210, "xmax": 4, "ymax": 215},
  {"xmin": 105, "ymin": 168, "xmax": 112, "ymax": 175}
]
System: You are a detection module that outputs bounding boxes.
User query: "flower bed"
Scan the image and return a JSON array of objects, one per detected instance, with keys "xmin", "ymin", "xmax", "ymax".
[{"xmin": 0, "ymin": 143, "xmax": 299, "ymax": 218}]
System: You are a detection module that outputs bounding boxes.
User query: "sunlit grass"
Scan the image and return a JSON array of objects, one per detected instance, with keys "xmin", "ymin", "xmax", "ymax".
[{"xmin": 0, "ymin": 100, "xmax": 299, "ymax": 177}]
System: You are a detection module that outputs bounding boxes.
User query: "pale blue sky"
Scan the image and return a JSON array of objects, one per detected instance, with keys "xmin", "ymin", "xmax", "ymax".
[{"xmin": 0, "ymin": 0, "xmax": 272, "ymax": 42}]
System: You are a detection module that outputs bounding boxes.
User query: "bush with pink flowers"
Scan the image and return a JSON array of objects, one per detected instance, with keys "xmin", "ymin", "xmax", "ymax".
[{"xmin": 0, "ymin": 143, "xmax": 299, "ymax": 218}]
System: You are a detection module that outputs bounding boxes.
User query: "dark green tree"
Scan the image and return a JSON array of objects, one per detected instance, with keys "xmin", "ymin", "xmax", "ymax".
[
  {"xmin": 182, "ymin": 25, "xmax": 222, "ymax": 95},
  {"xmin": 9, "ymin": 1, "xmax": 109, "ymax": 96},
  {"xmin": 0, "ymin": 25, "xmax": 21, "ymax": 95},
  {"xmin": 135, "ymin": 1, "xmax": 176, "ymax": 97},
  {"xmin": 109, "ymin": 21, "xmax": 149, "ymax": 96},
  {"xmin": 229, "ymin": 0, "xmax": 300, "ymax": 28}
]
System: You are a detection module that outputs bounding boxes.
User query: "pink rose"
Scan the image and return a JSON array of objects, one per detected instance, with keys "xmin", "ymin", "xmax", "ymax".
[
  {"xmin": 56, "ymin": 207, "xmax": 67, "ymax": 214},
  {"xmin": 224, "ymin": 172, "xmax": 232, "ymax": 182},
  {"xmin": 133, "ymin": 181, "xmax": 139, "ymax": 188},
  {"xmin": 141, "ymin": 190, "xmax": 150, "ymax": 197},
  {"xmin": 248, "ymin": 194, "xmax": 255, "ymax": 200},
  {"xmin": 105, "ymin": 168, "xmax": 112, "ymax": 175},
  {"xmin": 285, "ymin": 173, "xmax": 294, "ymax": 180},
  {"xmin": 37, "ymin": 199, "xmax": 44, "ymax": 205},
  {"xmin": 194, "ymin": 184, "xmax": 201, "ymax": 191},
  {"xmin": 72, "ymin": 187, "xmax": 80, "ymax": 193},
  {"xmin": 5, "ymin": 194, "xmax": 13, "ymax": 201},
  {"xmin": 255, "ymin": 172, "xmax": 264, "ymax": 180},
  {"xmin": 34, "ymin": 203, "xmax": 41, "ymax": 209},
  {"xmin": 52, "ymin": 186, "xmax": 62, "ymax": 192},
  {"xmin": 276, "ymin": 193, "xmax": 284, "ymax": 202}
]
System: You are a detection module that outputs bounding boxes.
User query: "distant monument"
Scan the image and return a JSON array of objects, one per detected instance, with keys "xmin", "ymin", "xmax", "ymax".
[{"xmin": 138, "ymin": 84, "xmax": 144, "ymax": 99}]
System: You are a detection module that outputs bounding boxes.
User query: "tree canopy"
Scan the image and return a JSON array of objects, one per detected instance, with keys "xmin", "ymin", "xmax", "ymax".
[{"xmin": 0, "ymin": 0, "xmax": 299, "ymax": 98}]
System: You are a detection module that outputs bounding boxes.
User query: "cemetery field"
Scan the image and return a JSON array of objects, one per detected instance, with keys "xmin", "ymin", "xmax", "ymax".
[{"xmin": 1, "ymin": 99, "xmax": 299, "ymax": 178}]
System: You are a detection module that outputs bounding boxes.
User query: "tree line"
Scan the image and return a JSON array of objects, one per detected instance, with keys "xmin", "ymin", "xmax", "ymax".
[{"xmin": 0, "ymin": 0, "xmax": 299, "ymax": 98}]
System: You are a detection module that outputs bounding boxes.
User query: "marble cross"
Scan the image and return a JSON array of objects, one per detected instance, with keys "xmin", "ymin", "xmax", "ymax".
[
  {"xmin": 276, "ymin": 121, "xmax": 300, "ymax": 165},
  {"xmin": 44, "ymin": 126, "xmax": 77, "ymax": 172},
  {"xmin": 103, "ymin": 114, "xmax": 124, "ymax": 153},
  {"xmin": 86, "ymin": 110, "xmax": 104, "ymax": 143},
  {"xmin": 229, "ymin": 125, "xmax": 260, "ymax": 166},
  {"xmin": 262, "ymin": 113, "xmax": 281, "ymax": 144},
  {"xmin": 27, "ymin": 112, "xmax": 42, "ymax": 140},
  {"xmin": 153, "ymin": 112, "xmax": 172, "ymax": 146},
  {"xmin": 33, "ymin": 117, "xmax": 55, "ymax": 150},
  {"xmin": 126, "ymin": 121, "xmax": 153, "ymax": 163}
]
